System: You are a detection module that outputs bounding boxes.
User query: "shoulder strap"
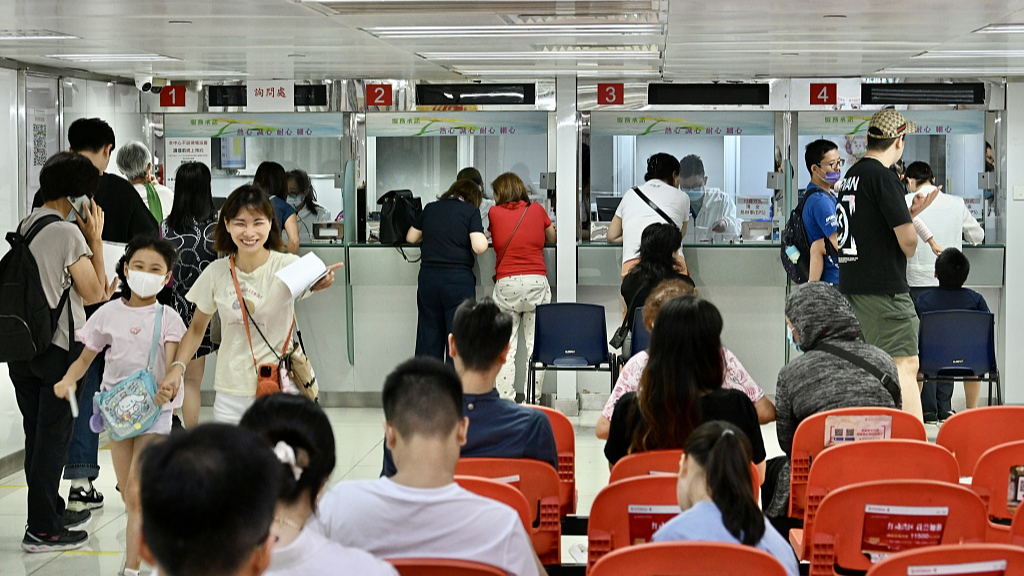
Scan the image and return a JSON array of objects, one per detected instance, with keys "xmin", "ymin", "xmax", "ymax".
[
  {"xmin": 614, "ymin": 281, "xmax": 649, "ymax": 334},
  {"xmin": 23, "ymin": 214, "xmax": 64, "ymax": 245},
  {"xmin": 230, "ymin": 255, "xmax": 260, "ymax": 371},
  {"xmin": 147, "ymin": 304, "xmax": 164, "ymax": 371},
  {"xmin": 815, "ymin": 342, "xmax": 901, "ymax": 406},
  {"xmin": 495, "ymin": 203, "xmax": 531, "ymax": 271},
  {"xmin": 631, "ymin": 186, "xmax": 678, "ymax": 229}
]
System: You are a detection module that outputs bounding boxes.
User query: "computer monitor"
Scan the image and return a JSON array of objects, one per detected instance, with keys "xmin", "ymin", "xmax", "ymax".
[{"xmin": 595, "ymin": 196, "xmax": 622, "ymax": 222}]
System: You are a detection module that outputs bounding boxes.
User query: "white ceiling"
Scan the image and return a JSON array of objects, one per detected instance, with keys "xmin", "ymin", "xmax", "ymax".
[{"xmin": 4, "ymin": 0, "xmax": 1024, "ymax": 82}]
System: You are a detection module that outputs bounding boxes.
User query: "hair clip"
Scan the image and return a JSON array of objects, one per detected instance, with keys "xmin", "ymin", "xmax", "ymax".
[
  {"xmin": 721, "ymin": 429, "xmax": 735, "ymax": 437},
  {"xmin": 274, "ymin": 441, "xmax": 303, "ymax": 481}
]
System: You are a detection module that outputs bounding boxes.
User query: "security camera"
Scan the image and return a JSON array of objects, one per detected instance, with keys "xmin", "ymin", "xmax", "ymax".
[
  {"xmin": 135, "ymin": 75, "xmax": 153, "ymax": 92},
  {"xmin": 151, "ymin": 78, "xmax": 167, "ymax": 94}
]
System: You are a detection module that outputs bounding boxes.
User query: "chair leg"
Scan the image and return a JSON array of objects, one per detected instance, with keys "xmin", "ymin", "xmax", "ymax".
[{"xmin": 528, "ymin": 365, "xmax": 535, "ymax": 405}]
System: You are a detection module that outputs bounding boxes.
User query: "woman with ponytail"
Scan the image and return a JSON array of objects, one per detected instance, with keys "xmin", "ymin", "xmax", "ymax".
[
  {"xmin": 239, "ymin": 395, "xmax": 397, "ymax": 576},
  {"xmin": 652, "ymin": 421, "xmax": 798, "ymax": 576}
]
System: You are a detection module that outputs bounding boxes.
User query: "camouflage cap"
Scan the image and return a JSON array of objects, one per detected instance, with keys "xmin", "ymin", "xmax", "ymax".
[{"xmin": 867, "ymin": 109, "xmax": 916, "ymax": 139}]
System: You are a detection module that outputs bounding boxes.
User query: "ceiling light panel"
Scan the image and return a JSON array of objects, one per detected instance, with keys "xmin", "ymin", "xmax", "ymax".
[
  {"xmin": 363, "ymin": 24, "xmax": 664, "ymax": 38},
  {"xmin": 306, "ymin": 1, "xmax": 662, "ymax": 16},
  {"xmin": 0, "ymin": 29, "xmax": 78, "ymax": 40},
  {"xmin": 45, "ymin": 53, "xmax": 180, "ymax": 62},
  {"xmin": 915, "ymin": 50, "xmax": 1024, "ymax": 58},
  {"xmin": 881, "ymin": 67, "xmax": 1024, "ymax": 75},
  {"xmin": 974, "ymin": 23, "xmax": 1024, "ymax": 33},
  {"xmin": 420, "ymin": 46, "xmax": 661, "ymax": 61}
]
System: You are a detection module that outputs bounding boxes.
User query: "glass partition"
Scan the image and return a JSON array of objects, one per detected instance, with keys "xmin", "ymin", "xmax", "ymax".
[
  {"xmin": 587, "ymin": 111, "xmax": 777, "ymax": 245},
  {"xmin": 797, "ymin": 111, "xmax": 990, "ymax": 242}
]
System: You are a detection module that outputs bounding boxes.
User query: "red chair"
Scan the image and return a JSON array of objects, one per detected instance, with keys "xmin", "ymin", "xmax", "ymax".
[
  {"xmin": 388, "ymin": 558, "xmax": 506, "ymax": 576},
  {"xmin": 789, "ymin": 407, "xmax": 926, "ymax": 521},
  {"xmin": 588, "ymin": 541, "xmax": 790, "ymax": 576},
  {"xmin": 970, "ymin": 440, "xmax": 1024, "ymax": 543},
  {"xmin": 609, "ymin": 449, "xmax": 760, "ymax": 503},
  {"xmin": 1012, "ymin": 506, "xmax": 1024, "ymax": 546},
  {"xmin": 936, "ymin": 406, "xmax": 1024, "ymax": 477},
  {"xmin": 790, "ymin": 439, "xmax": 958, "ymax": 560},
  {"xmin": 587, "ymin": 475, "xmax": 679, "ymax": 569},
  {"xmin": 453, "ymin": 457, "xmax": 561, "ymax": 564},
  {"xmin": 530, "ymin": 404, "xmax": 577, "ymax": 515},
  {"xmin": 865, "ymin": 543, "xmax": 1024, "ymax": 576},
  {"xmin": 454, "ymin": 475, "xmax": 539, "ymax": 550},
  {"xmin": 808, "ymin": 480, "xmax": 988, "ymax": 576}
]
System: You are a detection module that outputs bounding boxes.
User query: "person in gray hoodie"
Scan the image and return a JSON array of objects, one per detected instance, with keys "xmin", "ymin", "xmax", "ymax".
[{"xmin": 762, "ymin": 282, "xmax": 899, "ymax": 531}]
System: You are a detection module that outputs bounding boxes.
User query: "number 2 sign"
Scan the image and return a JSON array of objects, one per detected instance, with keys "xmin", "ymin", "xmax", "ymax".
[
  {"xmin": 366, "ymin": 84, "xmax": 393, "ymax": 107},
  {"xmin": 597, "ymin": 83, "xmax": 624, "ymax": 105}
]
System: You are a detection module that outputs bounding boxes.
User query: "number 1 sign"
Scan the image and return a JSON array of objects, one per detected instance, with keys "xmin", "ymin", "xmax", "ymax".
[{"xmin": 367, "ymin": 84, "xmax": 393, "ymax": 107}]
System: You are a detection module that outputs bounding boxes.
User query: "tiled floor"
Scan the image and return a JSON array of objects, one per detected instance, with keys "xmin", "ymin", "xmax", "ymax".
[{"xmin": 0, "ymin": 404, "xmax": 950, "ymax": 575}]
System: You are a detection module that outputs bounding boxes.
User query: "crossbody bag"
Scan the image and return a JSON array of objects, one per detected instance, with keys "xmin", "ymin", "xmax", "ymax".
[
  {"xmin": 816, "ymin": 342, "xmax": 902, "ymax": 407},
  {"xmin": 631, "ymin": 186, "xmax": 679, "ymax": 229},
  {"xmin": 93, "ymin": 305, "xmax": 164, "ymax": 440},
  {"xmin": 493, "ymin": 203, "xmax": 531, "ymax": 282}
]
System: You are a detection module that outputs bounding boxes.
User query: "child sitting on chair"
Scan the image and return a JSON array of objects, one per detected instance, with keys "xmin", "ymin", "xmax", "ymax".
[{"xmin": 914, "ymin": 248, "xmax": 990, "ymax": 424}]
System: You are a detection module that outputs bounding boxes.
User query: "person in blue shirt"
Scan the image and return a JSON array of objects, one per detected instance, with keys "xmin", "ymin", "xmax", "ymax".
[
  {"xmin": 652, "ymin": 420, "xmax": 799, "ymax": 576},
  {"xmin": 254, "ymin": 161, "xmax": 300, "ymax": 255},
  {"xmin": 382, "ymin": 297, "xmax": 558, "ymax": 476},
  {"xmin": 915, "ymin": 248, "xmax": 990, "ymax": 423},
  {"xmin": 802, "ymin": 139, "xmax": 842, "ymax": 284}
]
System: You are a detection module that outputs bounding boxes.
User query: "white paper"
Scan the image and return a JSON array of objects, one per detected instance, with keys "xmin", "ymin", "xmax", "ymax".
[
  {"xmin": 102, "ymin": 241, "xmax": 126, "ymax": 286},
  {"xmin": 275, "ymin": 252, "xmax": 328, "ymax": 302}
]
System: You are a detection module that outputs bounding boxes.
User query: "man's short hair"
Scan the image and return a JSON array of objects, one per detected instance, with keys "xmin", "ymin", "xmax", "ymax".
[
  {"xmin": 866, "ymin": 135, "xmax": 899, "ymax": 153},
  {"xmin": 140, "ymin": 424, "xmax": 280, "ymax": 576},
  {"xmin": 452, "ymin": 298, "xmax": 513, "ymax": 371},
  {"xmin": 804, "ymin": 139, "xmax": 838, "ymax": 176},
  {"xmin": 935, "ymin": 247, "xmax": 971, "ymax": 289},
  {"xmin": 679, "ymin": 154, "xmax": 705, "ymax": 180},
  {"xmin": 383, "ymin": 357, "xmax": 463, "ymax": 439},
  {"xmin": 67, "ymin": 118, "xmax": 116, "ymax": 153}
]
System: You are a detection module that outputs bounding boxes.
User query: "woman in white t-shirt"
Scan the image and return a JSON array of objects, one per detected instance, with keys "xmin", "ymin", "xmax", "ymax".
[
  {"xmin": 607, "ymin": 153, "xmax": 690, "ymax": 277},
  {"xmin": 117, "ymin": 141, "xmax": 174, "ymax": 224},
  {"xmin": 160, "ymin": 185, "xmax": 341, "ymax": 424},
  {"xmin": 240, "ymin": 394, "xmax": 398, "ymax": 576}
]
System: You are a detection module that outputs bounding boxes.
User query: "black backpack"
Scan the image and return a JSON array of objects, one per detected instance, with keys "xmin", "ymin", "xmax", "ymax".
[
  {"xmin": 377, "ymin": 190, "xmax": 423, "ymax": 261},
  {"xmin": 779, "ymin": 188, "xmax": 829, "ymax": 284},
  {"xmin": 0, "ymin": 215, "xmax": 71, "ymax": 362}
]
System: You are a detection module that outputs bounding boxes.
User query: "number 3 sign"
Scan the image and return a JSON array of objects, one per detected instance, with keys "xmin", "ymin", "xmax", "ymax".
[
  {"xmin": 366, "ymin": 84, "xmax": 393, "ymax": 107},
  {"xmin": 597, "ymin": 83, "xmax": 624, "ymax": 105}
]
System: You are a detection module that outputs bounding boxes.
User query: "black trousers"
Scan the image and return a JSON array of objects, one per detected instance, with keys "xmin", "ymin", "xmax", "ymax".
[
  {"xmin": 8, "ymin": 342, "xmax": 81, "ymax": 534},
  {"xmin": 414, "ymin": 267, "xmax": 476, "ymax": 363}
]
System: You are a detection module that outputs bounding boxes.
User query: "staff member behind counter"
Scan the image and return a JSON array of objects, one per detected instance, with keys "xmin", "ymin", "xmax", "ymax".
[
  {"xmin": 679, "ymin": 154, "xmax": 742, "ymax": 243},
  {"xmin": 406, "ymin": 179, "xmax": 488, "ymax": 362}
]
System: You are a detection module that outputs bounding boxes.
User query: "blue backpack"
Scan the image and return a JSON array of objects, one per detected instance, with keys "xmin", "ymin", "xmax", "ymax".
[{"xmin": 92, "ymin": 305, "xmax": 164, "ymax": 441}]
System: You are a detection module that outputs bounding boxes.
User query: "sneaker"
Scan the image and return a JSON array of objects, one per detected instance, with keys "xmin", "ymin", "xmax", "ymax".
[
  {"xmin": 923, "ymin": 412, "xmax": 939, "ymax": 425},
  {"xmin": 68, "ymin": 485, "xmax": 104, "ymax": 511},
  {"xmin": 63, "ymin": 508, "xmax": 91, "ymax": 529},
  {"xmin": 21, "ymin": 528, "xmax": 88, "ymax": 552},
  {"xmin": 939, "ymin": 410, "xmax": 957, "ymax": 423}
]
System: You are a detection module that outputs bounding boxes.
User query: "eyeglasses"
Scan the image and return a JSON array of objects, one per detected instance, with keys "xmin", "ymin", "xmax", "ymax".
[{"xmin": 818, "ymin": 159, "xmax": 845, "ymax": 169}]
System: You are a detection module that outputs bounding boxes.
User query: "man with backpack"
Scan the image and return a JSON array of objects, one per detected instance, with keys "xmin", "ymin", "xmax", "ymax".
[
  {"xmin": 3, "ymin": 152, "xmax": 115, "ymax": 551},
  {"xmin": 802, "ymin": 140, "xmax": 843, "ymax": 284}
]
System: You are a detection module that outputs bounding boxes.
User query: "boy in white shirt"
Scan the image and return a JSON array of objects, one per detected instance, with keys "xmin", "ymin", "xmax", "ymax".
[{"xmin": 313, "ymin": 357, "xmax": 545, "ymax": 576}]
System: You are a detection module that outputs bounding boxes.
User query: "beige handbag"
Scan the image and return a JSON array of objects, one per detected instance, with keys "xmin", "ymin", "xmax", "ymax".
[{"xmin": 285, "ymin": 337, "xmax": 319, "ymax": 403}]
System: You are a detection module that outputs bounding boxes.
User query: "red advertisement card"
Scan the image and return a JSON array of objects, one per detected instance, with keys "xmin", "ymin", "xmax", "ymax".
[
  {"xmin": 861, "ymin": 504, "xmax": 948, "ymax": 563},
  {"xmin": 628, "ymin": 505, "xmax": 679, "ymax": 545}
]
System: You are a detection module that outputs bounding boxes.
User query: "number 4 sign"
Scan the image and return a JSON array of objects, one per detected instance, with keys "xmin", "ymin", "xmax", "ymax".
[
  {"xmin": 811, "ymin": 83, "xmax": 837, "ymax": 106},
  {"xmin": 160, "ymin": 85, "xmax": 186, "ymax": 108},
  {"xmin": 366, "ymin": 84, "xmax": 393, "ymax": 107},
  {"xmin": 598, "ymin": 83, "xmax": 624, "ymax": 105}
]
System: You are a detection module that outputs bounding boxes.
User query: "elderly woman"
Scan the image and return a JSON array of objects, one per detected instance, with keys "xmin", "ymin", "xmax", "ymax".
[{"xmin": 117, "ymin": 141, "xmax": 174, "ymax": 223}]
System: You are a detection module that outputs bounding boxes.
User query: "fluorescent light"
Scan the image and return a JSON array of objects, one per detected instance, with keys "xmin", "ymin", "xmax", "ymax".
[
  {"xmin": 881, "ymin": 67, "xmax": 1024, "ymax": 75},
  {"xmin": 45, "ymin": 53, "xmax": 179, "ymax": 63},
  {"xmin": 0, "ymin": 29, "xmax": 77, "ymax": 40},
  {"xmin": 152, "ymin": 70, "xmax": 249, "ymax": 78},
  {"xmin": 915, "ymin": 50, "xmax": 1024, "ymax": 58},
  {"xmin": 456, "ymin": 68, "xmax": 661, "ymax": 78},
  {"xmin": 421, "ymin": 49, "xmax": 660, "ymax": 61},
  {"xmin": 975, "ymin": 23, "xmax": 1024, "ymax": 33},
  {"xmin": 363, "ymin": 24, "xmax": 663, "ymax": 38}
]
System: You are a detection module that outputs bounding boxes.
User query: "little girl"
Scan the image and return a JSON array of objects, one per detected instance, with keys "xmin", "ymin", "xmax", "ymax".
[{"xmin": 54, "ymin": 235, "xmax": 187, "ymax": 576}]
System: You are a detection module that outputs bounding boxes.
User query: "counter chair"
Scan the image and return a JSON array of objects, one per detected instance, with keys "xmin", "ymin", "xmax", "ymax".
[
  {"xmin": 528, "ymin": 303, "xmax": 615, "ymax": 404},
  {"xmin": 587, "ymin": 475, "xmax": 678, "ymax": 569},
  {"xmin": 918, "ymin": 310, "xmax": 1001, "ymax": 406}
]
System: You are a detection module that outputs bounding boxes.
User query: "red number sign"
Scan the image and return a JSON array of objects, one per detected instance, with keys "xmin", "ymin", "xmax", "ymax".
[
  {"xmin": 160, "ymin": 85, "xmax": 186, "ymax": 108},
  {"xmin": 598, "ymin": 83, "xmax": 624, "ymax": 105},
  {"xmin": 810, "ymin": 83, "xmax": 837, "ymax": 105},
  {"xmin": 366, "ymin": 84, "xmax": 393, "ymax": 107}
]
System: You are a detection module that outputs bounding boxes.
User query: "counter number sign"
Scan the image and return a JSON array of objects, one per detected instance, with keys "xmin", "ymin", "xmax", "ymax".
[
  {"xmin": 598, "ymin": 83, "xmax": 624, "ymax": 105},
  {"xmin": 810, "ymin": 83, "xmax": 837, "ymax": 106},
  {"xmin": 160, "ymin": 85, "xmax": 186, "ymax": 108},
  {"xmin": 367, "ymin": 84, "xmax": 393, "ymax": 107}
]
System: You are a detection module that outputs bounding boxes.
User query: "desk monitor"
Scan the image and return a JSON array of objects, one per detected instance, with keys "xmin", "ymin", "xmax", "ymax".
[{"xmin": 595, "ymin": 196, "xmax": 623, "ymax": 222}]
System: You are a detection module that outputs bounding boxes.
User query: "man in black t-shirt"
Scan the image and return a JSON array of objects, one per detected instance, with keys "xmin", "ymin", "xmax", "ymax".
[{"xmin": 834, "ymin": 109, "xmax": 938, "ymax": 421}]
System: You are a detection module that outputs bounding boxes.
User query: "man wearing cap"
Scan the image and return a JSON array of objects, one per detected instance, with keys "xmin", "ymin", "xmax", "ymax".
[{"xmin": 833, "ymin": 109, "xmax": 939, "ymax": 420}]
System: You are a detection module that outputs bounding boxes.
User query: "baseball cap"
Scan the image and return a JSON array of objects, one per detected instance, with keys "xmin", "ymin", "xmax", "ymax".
[{"xmin": 867, "ymin": 109, "xmax": 916, "ymax": 139}]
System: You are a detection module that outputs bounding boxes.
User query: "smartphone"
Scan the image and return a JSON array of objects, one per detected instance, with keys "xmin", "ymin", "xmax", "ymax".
[{"xmin": 68, "ymin": 195, "xmax": 91, "ymax": 222}]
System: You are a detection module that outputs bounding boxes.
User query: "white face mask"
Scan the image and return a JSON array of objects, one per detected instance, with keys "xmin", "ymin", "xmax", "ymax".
[{"xmin": 126, "ymin": 270, "xmax": 166, "ymax": 298}]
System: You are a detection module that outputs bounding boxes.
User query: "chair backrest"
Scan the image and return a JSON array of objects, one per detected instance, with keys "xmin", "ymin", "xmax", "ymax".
[
  {"xmin": 587, "ymin": 475, "xmax": 679, "ymax": 568},
  {"xmin": 1012, "ymin": 506, "xmax": 1024, "ymax": 547},
  {"xmin": 799, "ymin": 440, "xmax": 959, "ymax": 560},
  {"xmin": 454, "ymin": 475, "xmax": 533, "ymax": 533},
  {"xmin": 865, "ymin": 543, "xmax": 1024, "ymax": 576},
  {"xmin": 629, "ymin": 307, "xmax": 650, "ymax": 358},
  {"xmin": 970, "ymin": 440, "xmax": 1024, "ymax": 531},
  {"xmin": 453, "ymin": 457, "xmax": 561, "ymax": 564},
  {"xmin": 809, "ymin": 480, "xmax": 988, "ymax": 575},
  {"xmin": 789, "ymin": 407, "xmax": 927, "ymax": 519},
  {"xmin": 936, "ymin": 406, "xmax": 1024, "ymax": 477},
  {"xmin": 388, "ymin": 558, "xmax": 507, "ymax": 576},
  {"xmin": 588, "ymin": 541, "xmax": 789, "ymax": 576},
  {"xmin": 918, "ymin": 310, "xmax": 996, "ymax": 377},
  {"xmin": 532, "ymin": 303, "xmax": 610, "ymax": 366},
  {"xmin": 609, "ymin": 449, "xmax": 759, "ymax": 503},
  {"xmin": 529, "ymin": 405, "xmax": 577, "ymax": 515}
]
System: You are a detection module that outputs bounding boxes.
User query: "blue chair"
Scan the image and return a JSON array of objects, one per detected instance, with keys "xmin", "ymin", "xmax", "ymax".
[
  {"xmin": 918, "ymin": 310, "xmax": 1000, "ymax": 406},
  {"xmin": 527, "ymin": 303, "xmax": 615, "ymax": 404},
  {"xmin": 629, "ymin": 307, "xmax": 650, "ymax": 359}
]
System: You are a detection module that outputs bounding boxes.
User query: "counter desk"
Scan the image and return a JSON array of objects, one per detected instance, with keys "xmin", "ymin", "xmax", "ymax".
[{"xmin": 200, "ymin": 242, "xmax": 1004, "ymax": 407}]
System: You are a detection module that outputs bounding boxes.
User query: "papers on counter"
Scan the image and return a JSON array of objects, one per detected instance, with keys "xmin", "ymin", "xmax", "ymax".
[{"xmin": 275, "ymin": 252, "xmax": 329, "ymax": 302}]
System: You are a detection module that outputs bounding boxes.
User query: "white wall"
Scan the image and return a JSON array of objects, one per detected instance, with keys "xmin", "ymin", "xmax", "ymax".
[
  {"xmin": 1002, "ymin": 84, "xmax": 1024, "ymax": 404},
  {"xmin": 0, "ymin": 68, "xmax": 23, "ymax": 463},
  {"xmin": 62, "ymin": 78, "xmax": 145, "ymax": 177}
]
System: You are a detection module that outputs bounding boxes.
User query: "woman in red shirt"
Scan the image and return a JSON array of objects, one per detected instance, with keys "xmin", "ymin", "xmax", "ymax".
[{"xmin": 488, "ymin": 173, "xmax": 557, "ymax": 400}]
